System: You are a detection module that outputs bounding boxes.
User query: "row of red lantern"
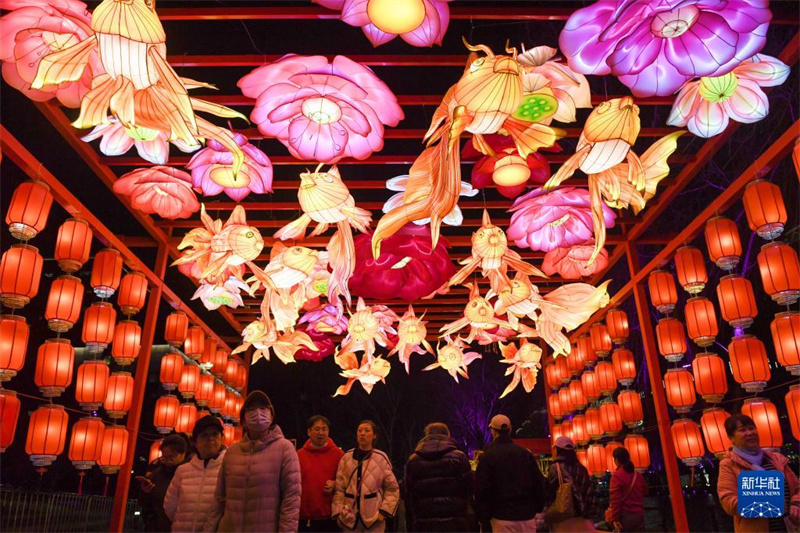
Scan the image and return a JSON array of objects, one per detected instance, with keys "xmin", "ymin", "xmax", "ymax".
[
  {"xmin": 160, "ymin": 352, "xmax": 246, "ymax": 393},
  {"xmin": 550, "ymin": 428, "xmax": 651, "ymax": 474},
  {"xmin": 153, "ymin": 391, "xmax": 243, "ymax": 435},
  {"xmin": 164, "ymin": 311, "xmax": 227, "ymax": 365}
]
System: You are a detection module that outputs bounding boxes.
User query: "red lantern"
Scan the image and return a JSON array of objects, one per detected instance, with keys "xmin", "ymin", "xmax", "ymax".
[
  {"xmin": 692, "ymin": 352, "xmax": 728, "ymax": 403},
  {"xmin": 90, "ymin": 249, "xmax": 122, "ymax": 299},
  {"xmin": 599, "ymin": 400, "xmax": 622, "ymax": 437},
  {"xmin": 561, "ymin": 419, "xmax": 572, "ymax": 442},
  {"xmin": 209, "ymin": 383, "xmax": 226, "ymax": 414},
  {"xmin": 25, "ymin": 403, "xmax": 68, "ymax": 467},
  {"xmin": 624, "ymin": 434, "xmax": 650, "ymax": 471},
  {"xmin": 729, "ymin": 335, "xmax": 770, "ymax": 393},
  {"xmin": 211, "ymin": 349, "xmax": 229, "ymax": 378},
  {"xmin": 656, "ymin": 317, "xmax": 687, "ymax": 362},
  {"xmin": 716, "ymin": 274, "xmax": 758, "ymax": 329},
  {"xmin": 741, "ymin": 398, "xmax": 782, "ymax": 450},
  {"xmin": 576, "ymin": 335, "xmax": 597, "ymax": 368},
  {"xmin": 595, "ymin": 361, "xmax": 616, "ymax": 396},
  {"xmin": 545, "ymin": 363, "xmax": 559, "ymax": 391},
  {"xmin": 104, "ymin": 372, "xmax": 134, "ymax": 419},
  {"xmin": 5, "ymin": 180, "xmax": 52, "ymax": 241},
  {"xmin": 175, "ymin": 403, "xmax": 198, "ymax": 434},
  {"xmin": 196, "ymin": 373, "xmax": 215, "ymax": 407},
  {"xmin": 587, "ymin": 443, "xmax": 606, "ymax": 477},
  {"xmin": 0, "ymin": 315, "xmax": 28, "ymax": 382},
  {"xmin": 566, "ymin": 350, "xmax": 583, "ymax": 376},
  {"xmin": 585, "ymin": 407, "xmax": 603, "ymax": 440},
  {"xmin": 758, "ymin": 241, "xmax": 800, "ymax": 306},
  {"xmin": 674, "ymin": 246, "xmax": 708, "ymax": 295},
  {"xmin": 605, "ymin": 441, "xmax": 624, "ymax": 472},
  {"xmin": 664, "ymin": 368, "xmax": 696, "ymax": 414},
  {"xmin": 684, "ymin": 297, "xmax": 718, "ymax": 348},
  {"xmin": 225, "ymin": 359, "xmax": 238, "ymax": 386},
  {"xmin": 81, "ymin": 302, "xmax": 116, "ymax": 353},
  {"xmin": 580, "ymin": 370, "xmax": 601, "ymax": 402},
  {"xmin": 548, "ymin": 393, "xmax": 563, "ymax": 420},
  {"xmin": 618, "ymin": 390, "xmax": 643, "ymax": 428},
  {"xmin": 235, "ymin": 364, "xmax": 247, "ymax": 391},
  {"xmin": 45, "ymin": 275, "xmax": 84, "ymax": 332},
  {"xmin": 68, "ymin": 417, "xmax": 104, "ymax": 470},
  {"xmin": 154, "ymin": 395, "xmax": 180, "ymax": 434},
  {"xmin": 786, "ymin": 385, "xmax": 799, "ymax": 442},
  {"xmin": 648, "ymin": 270, "xmax": 678, "ymax": 314},
  {"xmin": 554, "ymin": 356, "xmax": 570, "ymax": 385},
  {"xmin": 0, "ymin": 244, "xmax": 44, "ymax": 308},
  {"xmin": 742, "ymin": 179, "xmax": 787, "ymax": 240},
  {"xmin": 569, "ymin": 380, "xmax": 587, "ymax": 411},
  {"xmin": 165, "ymin": 311, "xmax": 189, "ymax": 347},
  {"xmin": 606, "ymin": 309, "xmax": 629, "ymax": 345},
  {"xmin": 671, "ymin": 418, "xmax": 705, "ymax": 467},
  {"xmin": 97, "ymin": 425, "xmax": 128, "ymax": 474},
  {"xmin": 148, "ymin": 439, "xmax": 163, "ymax": 464},
  {"xmin": 178, "ymin": 364, "xmax": 200, "ymax": 400},
  {"xmin": 55, "ymin": 218, "xmax": 92, "ymax": 273},
  {"xmin": 183, "ymin": 326, "xmax": 205, "ymax": 360},
  {"xmin": 700, "ymin": 408, "xmax": 731, "ymax": 458},
  {"xmin": 576, "ymin": 448, "xmax": 589, "ymax": 471},
  {"xmin": 551, "ymin": 423, "xmax": 563, "ymax": 446},
  {"xmin": 76, "ymin": 360, "xmax": 110, "ymax": 411},
  {"xmin": 0, "ymin": 388, "xmax": 21, "ymax": 452},
  {"xmin": 590, "ymin": 323, "xmax": 612, "ymax": 357},
  {"xmin": 160, "ymin": 353, "xmax": 184, "ymax": 391},
  {"xmin": 199, "ymin": 338, "xmax": 218, "ymax": 369},
  {"xmin": 705, "ymin": 216, "xmax": 741, "ymax": 270},
  {"xmin": 234, "ymin": 396, "xmax": 244, "ymax": 418},
  {"xmin": 111, "ymin": 320, "xmax": 141, "ymax": 366},
  {"xmin": 572, "ymin": 414, "xmax": 589, "ymax": 445},
  {"xmin": 34, "ymin": 338, "xmax": 74, "ymax": 398},
  {"xmin": 611, "ymin": 348, "xmax": 635, "ymax": 387},
  {"xmin": 222, "ymin": 391, "xmax": 238, "ymax": 420},
  {"xmin": 771, "ymin": 311, "xmax": 799, "ymax": 375},
  {"xmin": 223, "ymin": 423, "xmax": 235, "ymax": 448},
  {"xmin": 558, "ymin": 387, "xmax": 573, "ymax": 415},
  {"xmin": 117, "ymin": 272, "xmax": 148, "ymax": 316}
]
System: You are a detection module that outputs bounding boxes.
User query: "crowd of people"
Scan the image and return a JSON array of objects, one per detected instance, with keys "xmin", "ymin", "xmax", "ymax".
[{"xmin": 136, "ymin": 391, "xmax": 799, "ymax": 533}]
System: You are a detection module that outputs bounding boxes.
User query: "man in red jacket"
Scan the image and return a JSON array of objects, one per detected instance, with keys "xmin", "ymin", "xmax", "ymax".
[{"xmin": 298, "ymin": 415, "xmax": 344, "ymax": 532}]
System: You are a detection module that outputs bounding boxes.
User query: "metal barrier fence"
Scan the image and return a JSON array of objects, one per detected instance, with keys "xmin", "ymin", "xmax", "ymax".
[{"xmin": 0, "ymin": 488, "xmax": 142, "ymax": 532}]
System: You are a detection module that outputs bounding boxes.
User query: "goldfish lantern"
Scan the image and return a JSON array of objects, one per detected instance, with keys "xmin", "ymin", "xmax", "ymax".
[
  {"xmin": 700, "ymin": 408, "xmax": 732, "ymax": 458},
  {"xmin": 772, "ymin": 312, "xmax": 799, "ymax": 375},
  {"xmin": 34, "ymin": 338, "xmax": 74, "ymax": 398},
  {"xmin": 674, "ymin": 246, "xmax": 708, "ymax": 294},
  {"xmin": 569, "ymin": 380, "xmax": 587, "ymax": 411},
  {"xmin": 572, "ymin": 414, "xmax": 589, "ymax": 445},
  {"xmin": 97, "ymin": 425, "xmax": 128, "ymax": 474},
  {"xmin": 82, "ymin": 302, "xmax": 116, "ymax": 353},
  {"xmin": 165, "ymin": 311, "xmax": 189, "ymax": 347},
  {"xmin": 545, "ymin": 363, "xmax": 560, "ymax": 391},
  {"xmin": 590, "ymin": 323, "xmax": 612, "ymax": 357},
  {"xmin": 558, "ymin": 387, "xmax": 573, "ymax": 415},
  {"xmin": 595, "ymin": 361, "xmax": 616, "ymax": 396},
  {"xmin": 154, "ymin": 395, "xmax": 180, "ymax": 434},
  {"xmin": 117, "ymin": 272, "xmax": 148, "ymax": 316},
  {"xmin": 199, "ymin": 338, "xmax": 218, "ymax": 369},
  {"xmin": 692, "ymin": 352, "xmax": 728, "ymax": 404},
  {"xmin": 717, "ymin": 275, "xmax": 757, "ymax": 328},
  {"xmin": 5, "ymin": 180, "xmax": 52, "ymax": 241},
  {"xmin": 26, "ymin": 404, "xmax": 68, "ymax": 467},
  {"xmin": 742, "ymin": 180, "xmax": 787, "ymax": 240},
  {"xmin": 111, "ymin": 320, "xmax": 141, "ymax": 366},
  {"xmin": 576, "ymin": 448, "xmax": 590, "ymax": 471},
  {"xmin": 656, "ymin": 318, "xmax": 687, "ymax": 362},
  {"xmin": 548, "ymin": 393, "xmax": 563, "ymax": 420},
  {"xmin": 606, "ymin": 309, "xmax": 629, "ymax": 345},
  {"xmin": 160, "ymin": 353, "xmax": 184, "ymax": 391},
  {"xmin": 742, "ymin": 398, "xmax": 783, "ymax": 451},
  {"xmin": 0, "ymin": 244, "xmax": 44, "ymax": 309},
  {"xmin": 566, "ymin": 351, "xmax": 583, "ymax": 376},
  {"xmin": 581, "ymin": 370, "xmax": 601, "ymax": 402},
  {"xmin": 45, "ymin": 275, "xmax": 84, "ymax": 332},
  {"xmin": 618, "ymin": 390, "xmax": 644, "ymax": 428},
  {"xmin": 624, "ymin": 434, "xmax": 650, "ymax": 472},
  {"xmin": 671, "ymin": 418, "xmax": 705, "ymax": 467},
  {"xmin": 104, "ymin": 372, "xmax": 134, "ymax": 419},
  {"xmin": 599, "ymin": 400, "xmax": 622, "ymax": 437},
  {"xmin": 75, "ymin": 360, "xmax": 110, "ymax": 411},
  {"xmin": 148, "ymin": 440, "xmax": 163, "ymax": 464},
  {"xmin": 664, "ymin": 368, "xmax": 696, "ymax": 414},
  {"xmin": 684, "ymin": 297, "xmax": 718, "ymax": 347},
  {"xmin": 757, "ymin": 242, "xmax": 800, "ymax": 306},
  {"xmin": 90, "ymin": 249, "xmax": 122, "ymax": 299},
  {"xmin": 183, "ymin": 326, "xmax": 205, "ymax": 360},
  {"xmin": 367, "ymin": 0, "xmax": 426, "ymax": 34},
  {"xmin": 55, "ymin": 219, "xmax": 92, "ymax": 273},
  {"xmin": 576, "ymin": 335, "xmax": 597, "ymax": 368},
  {"xmin": 1, "ymin": 389, "xmax": 21, "ymax": 452},
  {"xmin": 648, "ymin": 270, "xmax": 678, "ymax": 315},
  {"xmin": 178, "ymin": 364, "xmax": 200, "ymax": 400},
  {"xmin": 585, "ymin": 407, "xmax": 603, "ymax": 440},
  {"xmin": 605, "ymin": 441, "xmax": 624, "ymax": 472},
  {"xmin": 729, "ymin": 335, "xmax": 770, "ymax": 393},
  {"xmin": 786, "ymin": 385, "xmax": 799, "ymax": 442},
  {"xmin": 611, "ymin": 348, "xmax": 636, "ymax": 387},
  {"xmin": 705, "ymin": 217, "xmax": 741, "ymax": 270},
  {"xmin": 196, "ymin": 374, "xmax": 215, "ymax": 407},
  {"xmin": 209, "ymin": 383, "xmax": 226, "ymax": 414},
  {"xmin": 68, "ymin": 417, "xmax": 104, "ymax": 470},
  {"xmin": 0, "ymin": 315, "xmax": 29, "ymax": 382},
  {"xmin": 587, "ymin": 444, "xmax": 606, "ymax": 478},
  {"xmin": 175, "ymin": 403, "xmax": 198, "ymax": 434},
  {"xmin": 555, "ymin": 357, "xmax": 570, "ymax": 385}
]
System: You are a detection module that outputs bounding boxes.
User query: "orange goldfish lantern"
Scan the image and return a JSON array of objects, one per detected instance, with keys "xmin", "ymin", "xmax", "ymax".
[
  {"xmin": 423, "ymin": 336, "xmax": 482, "ymax": 383},
  {"xmin": 389, "ymin": 305, "xmax": 433, "ymax": 374},
  {"xmin": 545, "ymin": 97, "xmax": 684, "ymax": 264},
  {"xmin": 439, "ymin": 283, "xmax": 512, "ymax": 344},
  {"xmin": 233, "ymin": 317, "xmax": 317, "ymax": 365},
  {"xmin": 340, "ymin": 298, "xmax": 398, "ymax": 360},
  {"xmin": 333, "ymin": 351, "xmax": 391, "ymax": 396},
  {"xmin": 498, "ymin": 339, "xmax": 542, "ymax": 398},
  {"xmin": 488, "ymin": 272, "xmax": 545, "ymax": 329}
]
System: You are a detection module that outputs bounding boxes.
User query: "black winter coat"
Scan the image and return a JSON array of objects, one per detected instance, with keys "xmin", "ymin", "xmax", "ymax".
[
  {"xmin": 546, "ymin": 457, "xmax": 595, "ymax": 519},
  {"xmin": 404, "ymin": 435, "xmax": 473, "ymax": 532},
  {"xmin": 474, "ymin": 434, "xmax": 546, "ymax": 523}
]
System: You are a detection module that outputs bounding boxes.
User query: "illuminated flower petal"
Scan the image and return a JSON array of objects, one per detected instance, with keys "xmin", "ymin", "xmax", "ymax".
[
  {"xmin": 542, "ymin": 245, "xmax": 609, "ymax": 280},
  {"xmin": 113, "ymin": 166, "xmax": 200, "ymax": 219},
  {"xmin": 722, "ymin": 78, "xmax": 768, "ymax": 124},
  {"xmin": 734, "ymin": 54, "xmax": 790, "ymax": 86}
]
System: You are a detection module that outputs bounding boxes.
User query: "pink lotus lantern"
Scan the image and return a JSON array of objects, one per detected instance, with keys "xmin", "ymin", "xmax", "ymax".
[
  {"xmin": 113, "ymin": 167, "xmax": 200, "ymax": 219},
  {"xmin": 464, "ymin": 134, "xmax": 551, "ymax": 199},
  {"xmin": 83, "ymin": 119, "xmax": 199, "ymax": 165},
  {"xmin": 542, "ymin": 245, "xmax": 609, "ymax": 279}
]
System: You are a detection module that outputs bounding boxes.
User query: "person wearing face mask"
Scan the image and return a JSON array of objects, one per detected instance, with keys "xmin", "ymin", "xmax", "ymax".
[
  {"xmin": 206, "ymin": 391, "xmax": 301, "ymax": 533},
  {"xmin": 332, "ymin": 420, "xmax": 400, "ymax": 533},
  {"xmin": 298, "ymin": 415, "xmax": 344, "ymax": 532},
  {"xmin": 138, "ymin": 433, "xmax": 191, "ymax": 532}
]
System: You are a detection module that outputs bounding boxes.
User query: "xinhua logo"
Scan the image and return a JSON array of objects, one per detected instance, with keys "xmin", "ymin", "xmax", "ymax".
[{"xmin": 738, "ymin": 471, "xmax": 785, "ymax": 518}]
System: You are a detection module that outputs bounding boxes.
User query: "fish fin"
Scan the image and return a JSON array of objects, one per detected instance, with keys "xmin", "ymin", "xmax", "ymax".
[
  {"xmin": 72, "ymin": 75, "xmax": 120, "ymax": 130},
  {"xmin": 195, "ymin": 118, "xmax": 244, "ymax": 178},
  {"xmin": 327, "ymin": 226, "xmax": 355, "ymax": 306},
  {"xmin": 191, "ymin": 97, "xmax": 249, "ymax": 122},
  {"xmin": 135, "ymin": 85, "xmax": 198, "ymax": 147},
  {"xmin": 639, "ymin": 131, "xmax": 685, "ymax": 202},
  {"xmin": 31, "ymin": 37, "xmax": 96, "ymax": 89},
  {"xmin": 626, "ymin": 150, "xmax": 646, "ymax": 192},
  {"xmin": 500, "ymin": 373, "xmax": 521, "ymax": 399},
  {"xmin": 448, "ymin": 257, "xmax": 481, "ymax": 287},
  {"xmin": 334, "ymin": 379, "xmax": 356, "ymax": 397},
  {"xmin": 504, "ymin": 252, "xmax": 547, "ymax": 279},
  {"xmin": 275, "ymin": 215, "xmax": 311, "ymax": 241},
  {"xmin": 340, "ymin": 206, "xmax": 373, "ymax": 233},
  {"xmin": 148, "ymin": 47, "xmax": 197, "ymax": 134},
  {"xmin": 503, "ymin": 116, "xmax": 562, "ymax": 158},
  {"xmin": 543, "ymin": 144, "xmax": 591, "ymax": 191},
  {"xmin": 423, "ymin": 85, "xmax": 455, "ymax": 143},
  {"xmin": 586, "ymin": 177, "xmax": 607, "ymax": 266}
]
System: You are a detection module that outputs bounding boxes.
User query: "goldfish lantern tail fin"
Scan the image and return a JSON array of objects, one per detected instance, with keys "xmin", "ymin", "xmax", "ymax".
[
  {"xmin": 340, "ymin": 206, "xmax": 373, "ymax": 234},
  {"xmin": 502, "ymin": 116, "xmax": 562, "ymax": 158},
  {"xmin": 31, "ymin": 37, "xmax": 97, "ymax": 89},
  {"xmin": 196, "ymin": 119, "xmax": 244, "ymax": 177},
  {"xmin": 428, "ymin": 124, "xmax": 463, "ymax": 249},
  {"xmin": 274, "ymin": 214, "xmax": 312, "ymax": 241},
  {"xmin": 639, "ymin": 131, "xmax": 685, "ymax": 202},
  {"xmin": 586, "ymin": 177, "xmax": 608, "ymax": 267},
  {"xmin": 148, "ymin": 47, "xmax": 197, "ymax": 133},
  {"xmin": 424, "ymin": 86, "xmax": 456, "ymax": 144},
  {"xmin": 327, "ymin": 226, "xmax": 355, "ymax": 306},
  {"xmin": 72, "ymin": 75, "xmax": 120, "ymax": 130},
  {"xmin": 543, "ymin": 144, "xmax": 591, "ymax": 191},
  {"xmin": 191, "ymin": 97, "xmax": 250, "ymax": 123}
]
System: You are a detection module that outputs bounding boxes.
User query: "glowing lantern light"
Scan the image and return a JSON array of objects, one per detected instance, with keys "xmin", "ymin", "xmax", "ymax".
[
  {"xmin": 82, "ymin": 302, "xmax": 116, "ymax": 353},
  {"xmin": 175, "ymin": 403, "xmax": 198, "ymax": 434},
  {"xmin": 34, "ymin": 338, "xmax": 74, "ymax": 398},
  {"xmin": 0, "ymin": 244, "xmax": 44, "ymax": 309},
  {"xmin": 117, "ymin": 272, "xmax": 148, "ymax": 316},
  {"xmin": 595, "ymin": 361, "xmax": 616, "ymax": 396},
  {"xmin": 757, "ymin": 242, "xmax": 800, "ymax": 306},
  {"xmin": 55, "ymin": 218, "xmax": 92, "ymax": 273},
  {"xmin": 222, "ymin": 391, "xmax": 238, "ymax": 421},
  {"xmin": 605, "ymin": 441, "xmax": 624, "ymax": 472},
  {"xmin": 178, "ymin": 364, "xmax": 200, "ymax": 400},
  {"xmin": 25, "ymin": 403, "xmax": 68, "ymax": 467},
  {"xmin": 599, "ymin": 400, "xmax": 622, "ymax": 437},
  {"xmin": 786, "ymin": 385, "xmax": 799, "ymax": 442},
  {"xmin": 183, "ymin": 326, "xmax": 205, "ymax": 361},
  {"xmin": 111, "ymin": 320, "xmax": 141, "ymax": 366},
  {"xmin": 154, "ymin": 395, "xmax": 180, "ymax": 434},
  {"xmin": 587, "ymin": 443, "xmax": 606, "ymax": 477},
  {"xmin": 104, "ymin": 372, "xmax": 134, "ymax": 419},
  {"xmin": 0, "ymin": 315, "xmax": 28, "ymax": 382},
  {"xmin": 671, "ymin": 418, "xmax": 705, "ymax": 467},
  {"xmin": 611, "ymin": 348, "xmax": 636, "ymax": 387},
  {"xmin": 555, "ymin": 356, "xmax": 570, "ymax": 385},
  {"xmin": 545, "ymin": 363, "xmax": 559, "ymax": 391},
  {"xmin": 160, "ymin": 353, "xmax": 184, "ymax": 391},
  {"xmin": 742, "ymin": 179, "xmax": 786, "ymax": 240},
  {"xmin": 165, "ymin": 311, "xmax": 189, "ymax": 347},
  {"xmin": 664, "ymin": 368, "xmax": 695, "ymax": 414},
  {"xmin": 772, "ymin": 311, "xmax": 799, "ymax": 375},
  {"xmin": 580, "ymin": 370, "xmax": 601, "ymax": 402},
  {"xmin": 5, "ymin": 180, "xmax": 52, "ymax": 241},
  {"xmin": 656, "ymin": 318, "xmax": 687, "ymax": 362},
  {"xmin": 705, "ymin": 216, "xmax": 741, "ymax": 270},
  {"xmin": 225, "ymin": 359, "xmax": 238, "ymax": 387},
  {"xmin": 199, "ymin": 338, "xmax": 218, "ymax": 370},
  {"xmin": 674, "ymin": 246, "xmax": 708, "ymax": 294},
  {"xmin": 45, "ymin": 275, "xmax": 84, "ymax": 332},
  {"xmin": 209, "ymin": 383, "xmax": 226, "ymax": 414},
  {"xmin": 576, "ymin": 448, "xmax": 589, "ymax": 470},
  {"xmin": 569, "ymin": 380, "xmax": 587, "ymax": 411},
  {"xmin": 576, "ymin": 335, "xmax": 597, "ymax": 368},
  {"xmin": 97, "ymin": 425, "xmax": 128, "ymax": 474},
  {"xmin": 548, "ymin": 393, "xmax": 563, "ymax": 420},
  {"xmin": 558, "ymin": 387, "xmax": 573, "ymax": 415},
  {"xmin": 590, "ymin": 323, "xmax": 612, "ymax": 357},
  {"xmin": 561, "ymin": 420, "xmax": 572, "ymax": 442},
  {"xmin": 551, "ymin": 423, "xmax": 563, "ymax": 446},
  {"xmin": 234, "ymin": 396, "xmax": 244, "ymax": 417},
  {"xmin": 90, "ymin": 249, "xmax": 122, "ymax": 299},
  {"xmin": 493, "ymin": 153, "xmax": 531, "ymax": 186},
  {"xmin": 648, "ymin": 270, "xmax": 678, "ymax": 314},
  {"xmin": 566, "ymin": 350, "xmax": 583, "ymax": 376},
  {"xmin": 366, "ymin": 0, "xmax": 426, "ymax": 34},
  {"xmin": 235, "ymin": 364, "xmax": 247, "ymax": 391},
  {"xmin": 618, "ymin": 390, "xmax": 644, "ymax": 428},
  {"xmin": 585, "ymin": 407, "xmax": 603, "ymax": 440},
  {"xmin": 728, "ymin": 335, "xmax": 770, "ymax": 393},
  {"xmin": 692, "ymin": 352, "xmax": 728, "ymax": 403},
  {"xmin": 572, "ymin": 414, "xmax": 589, "ymax": 445},
  {"xmin": 742, "ymin": 398, "xmax": 782, "ymax": 451},
  {"xmin": 684, "ymin": 297, "xmax": 718, "ymax": 347},
  {"xmin": 148, "ymin": 440, "xmax": 163, "ymax": 464},
  {"xmin": 624, "ymin": 434, "xmax": 650, "ymax": 471},
  {"xmin": 211, "ymin": 349, "xmax": 228, "ymax": 378},
  {"xmin": 75, "ymin": 360, "xmax": 110, "ymax": 411},
  {"xmin": 196, "ymin": 374, "xmax": 215, "ymax": 407},
  {"xmin": 700, "ymin": 408, "xmax": 731, "ymax": 458},
  {"xmin": 68, "ymin": 417, "xmax": 104, "ymax": 470},
  {"xmin": 0, "ymin": 389, "xmax": 21, "ymax": 452},
  {"xmin": 606, "ymin": 309, "xmax": 629, "ymax": 345},
  {"xmin": 223, "ymin": 423, "xmax": 235, "ymax": 448}
]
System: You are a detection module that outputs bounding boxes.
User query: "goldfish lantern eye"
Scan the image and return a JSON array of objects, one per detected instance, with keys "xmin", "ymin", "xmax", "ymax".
[
  {"xmin": 469, "ymin": 57, "xmax": 485, "ymax": 73},
  {"xmin": 245, "ymin": 231, "xmax": 254, "ymax": 238},
  {"xmin": 596, "ymin": 101, "xmax": 611, "ymax": 114},
  {"xmin": 471, "ymin": 301, "xmax": 479, "ymax": 307},
  {"xmin": 292, "ymin": 248, "xmax": 301, "ymax": 254},
  {"xmin": 324, "ymin": 175, "xmax": 334, "ymax": 183}
]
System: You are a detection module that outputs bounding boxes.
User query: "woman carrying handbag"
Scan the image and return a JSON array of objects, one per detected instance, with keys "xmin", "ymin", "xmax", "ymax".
[
  {"xmin": 605, "ymin": 447, "xmax": 648, "ymax": 532},
  {"xmin": 545, "ymin": 437, "xmax": 595, "ymax": 533}
]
